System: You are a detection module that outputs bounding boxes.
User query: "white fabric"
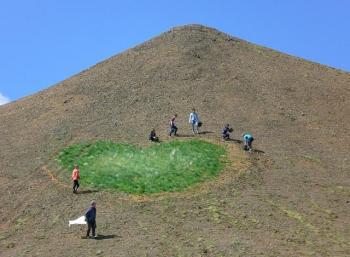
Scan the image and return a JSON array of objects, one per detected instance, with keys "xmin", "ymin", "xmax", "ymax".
[{"xmin": 69, "ymin": 215, "xmax": 87, "ymax": 227}]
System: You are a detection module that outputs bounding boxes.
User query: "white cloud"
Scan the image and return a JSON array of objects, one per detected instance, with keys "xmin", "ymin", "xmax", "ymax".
[{"xmin": 0, "ymin": 93, "xmax": 10, "ymax": 105}]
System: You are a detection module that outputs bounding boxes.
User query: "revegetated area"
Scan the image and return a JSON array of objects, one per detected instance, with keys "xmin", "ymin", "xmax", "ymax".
[
  {"xmin": 0, "ymin": 25, "xmax": 349, "ymax": 257},
  {"xmin": 56, "ymin": 140, "xmax": 227, "ymax": 194}
]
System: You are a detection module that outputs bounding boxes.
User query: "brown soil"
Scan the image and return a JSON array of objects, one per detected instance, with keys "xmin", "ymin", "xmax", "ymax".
[{"xmin": 0, "ymin": 24, "xmax": 349, "ymax": 257}]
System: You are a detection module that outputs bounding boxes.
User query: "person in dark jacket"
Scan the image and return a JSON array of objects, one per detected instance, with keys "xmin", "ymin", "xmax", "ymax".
[
  {"xmin": 169, "ymin": 114, "xmax": 178, "ymax": 136},
  {"xmin": 85, "ymin": 201, "xmax": 97, "ymax": 238},
  {"xmin": 222, "ymin": 124, "xmax": 232, "ymax": 140},
  {"xmin": 149, "ymin": 129, "xmax": 159, "ymax": 142}
]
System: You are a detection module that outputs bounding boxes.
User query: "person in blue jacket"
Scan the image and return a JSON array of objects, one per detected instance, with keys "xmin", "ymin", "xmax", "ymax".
[
  {"xmin": 85, "ymin": 201, "xmax": 97, "ymax": 238},
  {"xmin": 242, "ymin": 133, "xmax": 254, "ymax": 151}
]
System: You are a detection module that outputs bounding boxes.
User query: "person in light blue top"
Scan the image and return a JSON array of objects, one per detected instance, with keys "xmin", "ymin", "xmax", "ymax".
[
  {"xmin": 242, "ymin": 133, "xmax": 254, "ymax": 151},
  {"xmin": 189, "ymin": 108, "xmax": 201, "ymax": 134}
]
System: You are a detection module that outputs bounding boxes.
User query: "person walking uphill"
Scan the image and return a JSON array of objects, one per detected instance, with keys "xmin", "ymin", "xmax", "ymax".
[
  {"xmin": 189, "ymin": 108, "xmax": 201, "ymax": 134},
  {"xmin": 169, "ymin": 114, "xmax": 178, "ymax": 136},
  {"xmin": 71, "ymin": 164, "xmax": 80, "ymax": 193},
  {"xmin": 85, "ymin": 201, "xmax": 97, "ymax": 239}
]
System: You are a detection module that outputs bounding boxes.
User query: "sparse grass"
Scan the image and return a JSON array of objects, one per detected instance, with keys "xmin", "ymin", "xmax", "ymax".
[{"xmin": 57, "ymin": 140, "xmax": 226, "ymax": 194}]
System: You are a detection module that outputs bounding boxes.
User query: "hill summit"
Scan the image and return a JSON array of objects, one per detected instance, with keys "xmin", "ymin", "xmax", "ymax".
[{"xmin": 1, "ymin": 25, "xmax": 349, "ymax": 256}]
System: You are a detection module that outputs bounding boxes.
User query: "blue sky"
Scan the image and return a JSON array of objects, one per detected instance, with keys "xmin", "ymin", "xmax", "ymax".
[{"xmin": 0, "ymin": 0, "xmax": 349, "ymax": 104}]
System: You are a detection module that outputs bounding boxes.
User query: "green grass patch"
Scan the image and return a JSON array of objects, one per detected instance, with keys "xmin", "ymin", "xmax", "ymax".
[{"xmin": 57, "ymin": 140, "xmax": 227, "ymax": 194}]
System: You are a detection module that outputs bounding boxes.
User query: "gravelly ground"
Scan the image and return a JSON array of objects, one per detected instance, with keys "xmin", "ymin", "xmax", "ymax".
[{"xmin": 0, "ymin": 25, "xmax": 349, "ymax": 257}]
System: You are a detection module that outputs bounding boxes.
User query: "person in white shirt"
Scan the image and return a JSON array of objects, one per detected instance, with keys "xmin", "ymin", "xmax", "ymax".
[{"xmin": 189, "ymin": 108, "xmax": 200, "ymax": 134}]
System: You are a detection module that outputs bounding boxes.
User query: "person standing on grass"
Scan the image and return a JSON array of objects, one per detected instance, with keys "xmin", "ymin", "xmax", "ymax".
[
  {"xmin": 85, "ymin": 201, "xmax": 97, "ymax": 239},
  {"xmin": 71, "ymin": 164, "xmax": 80, "ymax": 193},
  {"xmin": 169, "ymin": 114, "xmax": 178, "ymax": 136},
  {"xmin": 189, "ymin": 108, "xmax": 200, "ymax": 134}
]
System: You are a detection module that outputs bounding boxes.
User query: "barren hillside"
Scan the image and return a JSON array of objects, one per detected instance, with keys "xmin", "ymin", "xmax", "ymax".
[{"xmin": 1, "ymin": 24, "xmax": 349, "ymax": 257}]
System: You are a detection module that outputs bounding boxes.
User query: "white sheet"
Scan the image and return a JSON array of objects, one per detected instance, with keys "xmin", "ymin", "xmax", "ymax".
[{"xmin": 69, "ymin": 215, "xmax": 87, "ymax": 227}]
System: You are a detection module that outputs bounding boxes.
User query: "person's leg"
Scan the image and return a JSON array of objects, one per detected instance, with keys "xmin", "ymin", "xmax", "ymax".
[
  {"xmin": 191, "ymin": 122, "xmax": 195, "ymax": 134},
  {"xmin": 170, "ymin": 125, "xmax": 176, "ymax": 136},
  {"xmin": 76, "ymin": 180, "xmax": 79, "ymax": 191},
  {"xmin": 243, "ymin": 140, "xmax": 248, "ymax": 150},
  {"xmin": 151, "ymin": 137, "xmax": 159, "ymax": 142},
  {"xmin": 73, "ymin": 180, "xmax": 78, "ymax": 192},
  {"xmin": 248, "ymin": 139, "xmax": 253, "ymax": 150},
  {"xmin": 87, "ymin": 222, "xmax": 91, "ymax": 237},
  {"xmin": 92, "ymin": 221, "xmax": 96, "ymax": 237}
]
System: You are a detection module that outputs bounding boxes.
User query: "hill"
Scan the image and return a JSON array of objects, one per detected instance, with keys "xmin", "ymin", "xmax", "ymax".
[{"xmin": 0, "ymin": 24, "xmax": 349, "ymax": 256}]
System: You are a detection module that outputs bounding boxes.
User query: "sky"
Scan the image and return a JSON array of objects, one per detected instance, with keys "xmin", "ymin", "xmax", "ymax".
[{"xmin": 0, "ymin": 0, "xmax": 349, "ymax": 104}]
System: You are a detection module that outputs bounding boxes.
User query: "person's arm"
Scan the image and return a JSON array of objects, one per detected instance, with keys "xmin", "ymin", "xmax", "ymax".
[{"xmin": 85, "ymin": 208, "xmax": 92, "ymax": 221}]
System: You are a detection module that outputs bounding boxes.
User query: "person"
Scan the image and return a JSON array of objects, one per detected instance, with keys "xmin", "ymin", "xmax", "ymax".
[
  {"xmin": 71, "ymin": 164, "xmax": 80, "ymax": 193},
  {"xmin": 222, "ymin": 124, "xmax": 231, "ymax": 140},
  {"xmin": 243, "ymin": 133, "xmax": 254, "ymax": 151},
  {"xmin": 169, "ymin": 114, "xmax": 178, "ymax": 136},
  {"xmin": 189, "ymin": 108, "xmax": 200, "ymax": 134},
  {"xmin": 149, "ymin": 129, "xmax": 159, "ymax": 142},
  {"xmin": 85, "ymin": 201, "xmax": 97, "ymax": 239}
]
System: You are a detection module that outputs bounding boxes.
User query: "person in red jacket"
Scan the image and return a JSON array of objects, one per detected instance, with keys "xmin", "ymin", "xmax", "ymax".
[{"xmin": 71, "ymin": 164, "xmax": 80, "ymax": 193}]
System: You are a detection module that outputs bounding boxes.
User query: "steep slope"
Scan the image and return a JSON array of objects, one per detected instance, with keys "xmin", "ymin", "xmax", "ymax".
[{"xmin": 1, "ymin": 24, "xmax": 349, "ymax": 256}]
